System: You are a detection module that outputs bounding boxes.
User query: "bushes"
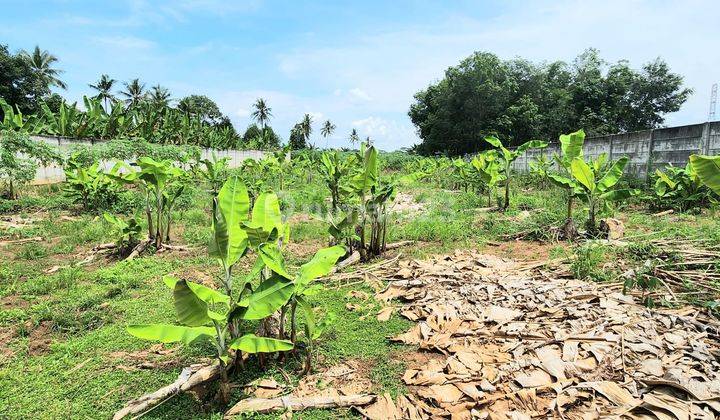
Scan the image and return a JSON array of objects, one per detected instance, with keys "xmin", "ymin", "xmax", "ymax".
[{"xmin": 66, "ymin": 138, "xmax": 200, "ymax": 166}]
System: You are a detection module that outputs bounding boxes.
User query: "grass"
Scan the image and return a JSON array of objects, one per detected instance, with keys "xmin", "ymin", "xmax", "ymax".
[{"xmin": 1, "ymin": 174, "xmax": 719, "ymax": 419}]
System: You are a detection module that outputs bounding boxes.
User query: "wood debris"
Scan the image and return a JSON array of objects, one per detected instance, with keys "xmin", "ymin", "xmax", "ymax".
[{"xmin": 365, "ymin": 250, "xmax": 720, "ymax": 419}]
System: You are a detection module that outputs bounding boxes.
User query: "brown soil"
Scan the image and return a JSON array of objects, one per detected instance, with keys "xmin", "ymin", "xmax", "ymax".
[
  {"xmin": 0, "ymin": 327, "xmax": 16, "ymax": 360},
  {"xmin": 28, "ymin": 321, "xmax": 54, "ymax": 356},
  {"xmin": 1, "ymin": 294, "xmax": 29, "ymax": 310}
]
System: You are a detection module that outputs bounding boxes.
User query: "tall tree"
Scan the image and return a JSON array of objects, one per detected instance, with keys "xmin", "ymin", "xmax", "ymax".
[
  {"xmin": 349, "ymin": 128, "xmax": 359, "ymax": 146},
  {"xmin": 120, "ymin": 78, "xmax": 146, "ymax": 107},
  {"xmin": 288, "ymin": 124, "xmax": 306, "ymax": 150},
  {"xmin": 88, "ymin": 74, "xmax": 116, "ymax": 111},
  {"xmin": 300, "ymin": 113, "xmax": 313, "ymax": 147},
  {"xmin": 20, "ymin": 45, "xmax": 66, "ymax": 90},
  {"xmin": 251, "ymin": 98, "xmax": 272, "ymax": 130},
  {"xmin": 148, "ymin": 84, "xmax": 172, "ymax": 108},
  {"xmin": 409, "ymin": 49, "xmax": 692, "ymax": 156},
  {"xmin": 178, "ymin": 95, "xmax": 223, "ymax": 124},
  {"xmin": 320, "ymin": 119, "xmax": 336, "ymax": 147},
  {"xmin": 0, "ymin": 44, "xmax": 48, "ymax": 114}
]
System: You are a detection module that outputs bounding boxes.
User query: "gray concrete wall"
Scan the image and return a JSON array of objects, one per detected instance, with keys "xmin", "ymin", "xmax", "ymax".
[
  {"xmin": 511, "ymin": 121, "xmax": 720, "ymax": 179},
  {"xmin": 27, "ymin": 135, "xmax": 270, "ymax": 185}
]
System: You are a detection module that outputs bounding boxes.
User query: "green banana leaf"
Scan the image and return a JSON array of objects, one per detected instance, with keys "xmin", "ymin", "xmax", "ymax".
[
  {"xmin": 166, "ymin": 278, "xmax": 213, "ymax": 326},
  {"xmin": 236, "ymin": 274, "xmax": 295, "ymax": 320},
  {"xmin": 596, "ymin": 157, "xmax": 629, "ymax": 192},
  {"xmin": 690, "ymin": 155, "xmax": 720, "ymax": 195},
  {"xmin": 258, "ymin": 243, "xmax": 292, "ymax": 279},
  {"xmin": 559, "ymin": 129, "xmax": 585, "ymax": 163},
  {"xmin": 516, "ymin": 140, "xmax": 548, "ymax": 155},
  {"xmin": 350, "ymin": 145, "xmax": 378, "ymax": 193},
  {"xmin": 127, "ymin": 324, "xmax": 215, "ymax": 345},
  {"xmin": 252, "ymin": 192, "xmax": 283, "ymax": 235},
  {"xmin": 215, "ymin": 176, "xmax": 250, "ymax": 266},
  {"xmin": 570, "ymin": 158, "xmax": 595, "ymax": 192},
  {"xmin": 228, "ymin": 334, "xmax": 293, "ymax": 353},
  {"xmin": 296, "ymin": 245, "xmax": 346, "ymax": 287}
]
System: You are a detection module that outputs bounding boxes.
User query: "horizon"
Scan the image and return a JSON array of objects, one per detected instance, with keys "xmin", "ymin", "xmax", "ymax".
[{"xmin": 2, "ymin": 0, "xmax": 719, "ymax": 151}]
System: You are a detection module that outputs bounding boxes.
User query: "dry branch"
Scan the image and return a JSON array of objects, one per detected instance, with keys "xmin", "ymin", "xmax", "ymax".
[
  {"xmin": 224, "ymin": 394, "xmax": 376, "ymax": 417},
  {"xmin": 113, "ymin": 363, "xmax": 222, "ymax": 420}
]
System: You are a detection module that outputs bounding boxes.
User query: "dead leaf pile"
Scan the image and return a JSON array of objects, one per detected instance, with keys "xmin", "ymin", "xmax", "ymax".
[{"xmin": 368, "ymin": 250, "xmax": 720, "ymax": 419}]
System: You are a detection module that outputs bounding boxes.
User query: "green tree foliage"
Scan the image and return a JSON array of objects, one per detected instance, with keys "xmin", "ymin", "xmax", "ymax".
[
  {"xmin": 0, "ymin": 130, "xmax": 59, "ymax": 198},
  {"xmin": 88, "ymin": 74, "xmax": 116, "ymax": 110},
  {"xmin": 409, "ymin": 49, "xmax": 692, "ymax": 156},
  {"xmin": 178, "ymin": 94, "xmax": 223, "ymax": 125},
  {"xmin": 119, "ymin": 78, "xmax": 146, "ymax": 107},
  {"xmin": 20, "ymin": 46, "xmax": 67, "ymax": 90},
  {"xmin": 0, "ymin": 44, "xmax": 51, "ymax": 115},
  {"xmin": 288, "ymin": 124, "xmax": 307, "ymax": 150}
]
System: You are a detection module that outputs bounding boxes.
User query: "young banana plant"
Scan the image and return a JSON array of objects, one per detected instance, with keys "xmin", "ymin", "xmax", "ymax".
[
  {"xmin": 102, "ymin": 213, "xmax": 142, "ymax": 252},
  {"xmin": 548, "ymin": 129, "xmax": 587, "ymax": 238},
  {"xmin": 107, "ymin": 157, "xmax": 185, "ymax": 248},
  {"xmin": 484, "ymin": 136, "xmax": 548, "ymax": 210},
  {"xmin": 318, "ymin": 150, "xmax": 356, "ymax": 212},
  {"xmin": 470, "ymin": 150, "xmax": 504, "ymax": 206},
  {"xmin": 569, "ymin": 155, "xmax": 635, "ymax": 234}
]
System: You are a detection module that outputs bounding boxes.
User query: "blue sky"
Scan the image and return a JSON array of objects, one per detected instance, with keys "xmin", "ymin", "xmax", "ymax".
[{"xmin": 1, "ymin": 0, "xmax": 719, "ymax": 150}]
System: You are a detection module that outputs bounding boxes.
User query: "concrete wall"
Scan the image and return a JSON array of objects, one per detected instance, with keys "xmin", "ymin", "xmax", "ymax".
[
  {"xmin": 28, "ymin": 135, "xmax": 270, "ymax": 185},
  {"xmin": 512, "ymin": 121, "xmax": 720, "ymax": 179}
]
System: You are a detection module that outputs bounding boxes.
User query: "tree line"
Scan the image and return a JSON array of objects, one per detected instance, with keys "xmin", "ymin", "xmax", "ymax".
[
  {"xmin": 409, "ymin": 48, "xmax": 693, "ymax": 156},
  {"xmin": 0, "ymin": 44, "xmax": 358, "ymax": 150}
]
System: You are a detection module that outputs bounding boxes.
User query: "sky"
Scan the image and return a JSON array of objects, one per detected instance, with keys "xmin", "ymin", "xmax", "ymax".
[{"xmin": 1, "ymin": 0, "xmax": 719, "ymax": 150}]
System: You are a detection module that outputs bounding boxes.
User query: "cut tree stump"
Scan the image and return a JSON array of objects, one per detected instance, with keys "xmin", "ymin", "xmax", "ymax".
[{"xmin": 224, "ymin": 394, "xmax": 376, "ymax": 417}]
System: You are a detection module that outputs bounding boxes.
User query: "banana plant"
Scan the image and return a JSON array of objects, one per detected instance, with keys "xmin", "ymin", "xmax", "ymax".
[
  {"xmin": 548, "ymin": 129, "xmax": 587, "ymax": 237},
  {"xmin": 0, "ymin": 99, "xmax": 43, "ymax": 133},
  {"xmin": 192, "ymin": 153, "xmax": 230, "ymax": 195},
  {"xmin": 107, "ymin": 157, "xmax": 185, "ymax": 248},
  {"xmin": 651, "ymin": 162, "xmax": 711, "ymax": 211},
  {"xmin": 470, "ymin": 150, "xmax": 504, "ymax": 206},
  {"xmin": 128, "ymin": 274, "xmax": 295, "ymax": 402},
  {"xmin": 318, "ymin": 150, "xmax": 357, "ymax": 211},
  {"xmin": 484, "ymin": 136, "xmax": 548, "ymax": 209},
  {"xmin": 63, "ymin": 153, "xmax": 119, "ymax": 210},
  {"xmin": 569, "ymin": 155, "xmax": 635, "ymax": 234},
  {"xmin": 103, "ymin": 213, "xmax": 142, "ymax": 251},
  {"xmin": 529, "ymin": 154, "xmax": 553, "ymax": 188},
  {"xmin": 689, "ymin": 155, "xmax": 720, "ymax": 196}
]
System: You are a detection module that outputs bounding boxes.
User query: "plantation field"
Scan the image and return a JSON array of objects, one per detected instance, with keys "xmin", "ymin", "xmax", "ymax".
[{"xmin": 2, "ymin": 139, "xmax": 720, "ymax": 419}]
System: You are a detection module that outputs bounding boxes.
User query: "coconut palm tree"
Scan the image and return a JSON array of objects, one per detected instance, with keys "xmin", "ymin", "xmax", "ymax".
[
  {"xmin": 251, "ymin": 98, "xmax": 272, "ymax": 130},
  {"xmin": 320, "ymin": 120, "xmax": 336, "ymax": 148},
  {"xmin": 300, "ymin": 113, "xmax": 313, "ymax": 147},
  {"xmin": 349, "ymin": 128, "xmax": 359, "ymax": 146},
  {"xmin": 21, "ymin": 45, "xmax": 67, "ymax": 89},
  {"xmin": 120, "ymin": 78, "xmax": 146, "ymax": 107},
  {"xmin": 148, "ymin": 85, "xmax": 172, "ymax": 108},
  {"xmin": 88, "ymin": 74, "xmax": 116, "ymax": 111}
]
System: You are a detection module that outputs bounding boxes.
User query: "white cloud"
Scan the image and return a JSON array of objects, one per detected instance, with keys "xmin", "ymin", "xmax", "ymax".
[
  {"xmin": 93, "ymin": 35, "xmax": 155, "ymax": 50},
  {"xmin": 348, "ymin": 88, "xmax": 371, "ymax": 102},
  {"xmin": 276, "ymin": 0, "xmax": 720, "ymax": 147},
  {"xmin": 307, "ymin": 111, "xmax": 324, "ymax": 121}
]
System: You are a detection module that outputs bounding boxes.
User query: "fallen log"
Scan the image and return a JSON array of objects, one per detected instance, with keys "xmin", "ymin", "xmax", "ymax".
[
  {"xmin": 652, "ymin": 209, "xmax": 674, "ymax": 217},
  {"xmin": 113, "ymin": 363, "xmax": 222, "ymax": 420},
  {"xmin": 224, "ymin": 394, "xmax": 376, "ymax": 417},
  {"xmin": 0, "ymin": 236, "xmax": 43, "ymax": 246},
  {"xmin": 125, "ymin": 239, "xmax": 151, "ymax": 261},
  {"xmin": 384, "ymin": 240, "xmax": 415, "ymax": 250},
  {"xmin": 92, "ymin": 242, "xmax": 117, "ymax": 251}
]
